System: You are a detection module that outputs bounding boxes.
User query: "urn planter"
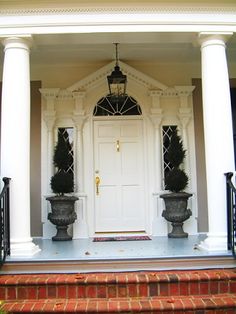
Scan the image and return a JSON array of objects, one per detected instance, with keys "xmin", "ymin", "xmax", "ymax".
[
  {"xmin": 160, "ymin": 192, "xmax": 192, "ymax": 238},
  {"xmin": 47, "ymin": 195, "xmax": 78, "ymax": 241},
  {"xmin": 160, "ymin": 128, "xmax": 192, "ymax": 237}
]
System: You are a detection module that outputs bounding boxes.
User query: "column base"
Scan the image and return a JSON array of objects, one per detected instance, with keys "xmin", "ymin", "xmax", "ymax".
[
  {"xmin": 10, "ymin": 238, "xmax": 41, "ymax": 257},
  {"xmin": 198, "ymin": 233, "xmax": 228, "ymax": 252}
]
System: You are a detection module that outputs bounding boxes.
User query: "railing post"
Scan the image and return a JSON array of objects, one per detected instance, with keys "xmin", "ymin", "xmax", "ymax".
[
  {"xmin": 225, "ymin": 172, "xmax": 236, "ymax": 257},
  {"xmin": 0, "ymin": 177, "xmax": 11, "ymax": 264}
]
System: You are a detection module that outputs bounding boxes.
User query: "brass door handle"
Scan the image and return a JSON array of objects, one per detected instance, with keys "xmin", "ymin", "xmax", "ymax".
[
  {"xmin": 116, "ymin": 140, "xmax": 120, "ymax": 152},
  {"xmin": 95, "ymin": 176, "xmax": 100, "ymax": 195}
]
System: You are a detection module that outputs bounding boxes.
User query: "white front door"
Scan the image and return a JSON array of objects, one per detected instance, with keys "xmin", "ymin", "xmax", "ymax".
[{"xmin": 94, "ymin": 119, "xmax": 146, "ymax": 232}]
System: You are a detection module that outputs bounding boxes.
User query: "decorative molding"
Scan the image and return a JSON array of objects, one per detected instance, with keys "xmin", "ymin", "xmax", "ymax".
[
  {"xmin": 1, "ymin": 6, "xmax": 236, "ymax": 16},
  {"xmin": 67, "ymin": 61, "xmax": 167, "ymax": 93}
]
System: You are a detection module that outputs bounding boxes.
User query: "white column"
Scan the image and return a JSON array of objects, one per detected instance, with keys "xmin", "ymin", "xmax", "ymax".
[
  {"xmin": 149, "ymin": 91, "xmax": 167, "ymax": 236},
  {"xmin": 72, "ymin": 92, "xmax": 89, "ymax": 238},
  {"xmin": 176, "ymin": 86, "xmax": 195, "ymax": 186},
  {"xmin": 198, "ymin": 33, "xmax": 235, "ymax": 251},
  {"xmin": 176, "ymin": 86, "xmax": 197, "ymax": 235},
  {"xmin": 40, "ymin": 89, "xmax": 59, "ymax": 192},
  {"xmin": 40, "ymin": 88, "xmax": 58, "ymax": 238},
  {"xmin": 1, "ymin": 36, "xmax": 40, "ymax": 256}
]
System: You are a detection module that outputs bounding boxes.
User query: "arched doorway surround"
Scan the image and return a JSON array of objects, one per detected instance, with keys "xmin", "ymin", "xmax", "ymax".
[{"xmin": 40, "ymin": 61, "xmax": 198, "ymax": 239}]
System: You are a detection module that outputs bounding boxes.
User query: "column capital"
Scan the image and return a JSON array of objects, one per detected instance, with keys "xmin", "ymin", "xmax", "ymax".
[
  {"xmin": 1, "ymin": 35, "xmax": 33, "ymax": 50},
  {"xmin": 40, "ymin": 88, "xmax": 60, "ymax": 100},
  {"xmin": 198, "ymin": 32, "xmax": 233, "ymax": 48},
  {"xmin": 149, "ymin": 89, "xmax": 163, "ymax": 115},
  {"xmin": 73, "ymin": 114, "xmax": 88, "ymax": 131},
  {"xmin": 178, "ymin": 108, "xmax": 192, "ymax": 128},
  {"xmin": 175, "ymin": 86, "xmax": 195, "ymax": 97},
  {"xmin": 149, "ymin": 90, "xmax": 163, "ymax": 98},
  {"xmin": 40, "ymin": 88, "xmax": 60, "ymax": 112},
  {"xmin": 175, "ymin": 86, "xmax": 195, "ymax": 109},
  {"xmin": 72, "ymin": 91, "xmax": 86, "ymax": 115},
  {"xmin": 150, "ymin": 114, "xmax": 163, "ymax": 128},
  {"xmin": 43, "ymin": 111, "xmax": 56, "ymax": 131}
]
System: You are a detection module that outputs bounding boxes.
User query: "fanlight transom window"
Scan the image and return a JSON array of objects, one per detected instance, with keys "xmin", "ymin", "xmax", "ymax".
[{"xmin": 93, "ymin": 94, "xmax": 142, "ymax": 116}]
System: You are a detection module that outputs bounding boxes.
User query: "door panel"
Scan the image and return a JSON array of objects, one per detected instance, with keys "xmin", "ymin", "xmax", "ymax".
[{"xmin": 94, "ymin": 120, "xmax": 145, "ymax": 232}]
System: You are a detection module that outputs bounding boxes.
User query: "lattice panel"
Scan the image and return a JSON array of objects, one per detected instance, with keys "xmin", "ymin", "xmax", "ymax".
[
  {"xmin": 58, "ymin": 128, "xmax": 74, "ymax": 176},
  {"xmin": 162, "ymin": 125, "xmax": 177, "ymax": 189}
]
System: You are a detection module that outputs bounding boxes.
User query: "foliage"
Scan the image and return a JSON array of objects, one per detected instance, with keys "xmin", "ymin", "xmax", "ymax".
[
  {"xmin": 51, "ymin": 131, "xmax": 74, "ymax": 195},
  {"xmin": 165, "ymin": 128, "xmax": 189, "ymax": 193}
]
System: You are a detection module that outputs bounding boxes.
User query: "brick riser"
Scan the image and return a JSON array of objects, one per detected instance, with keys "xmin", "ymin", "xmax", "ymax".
[{"xmin": 0, "ymin": 269, "xmax": 235, "ymax": 313}]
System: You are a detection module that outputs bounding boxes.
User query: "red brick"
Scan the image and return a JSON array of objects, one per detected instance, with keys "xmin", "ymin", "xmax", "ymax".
[
  {"xmin": 202, "ymin": 298, "xmax": 216, "ymax": 307},
  {"xmin": 54, "ymin": 301, "xmax": 65, "ymax": 311},
  {"xmin": 127, "ymin": 283, "xmax": 137, "ymax": 297},
  {"xmin": 181, "ymin": 298, "xmax": 195, "ymax": 310},
  {"xmin": 149, "ymin": 283, "xmax": 158, "ymax": 296},
  {"xmin": 117, "ymin": 274, "xmax": 127, "ymax": 283},
  {"xmin": 47, "ymin": 285, "xmax": 57, "ymax": 298},
  {"xmin": 6, "ymin": 287, "xmax": 16, "ymax": 300},
  {"xmin": 0, "ymin": 287, "xmax": 6, "ymax": 300},
  {"xmin": 180, "ymin": 282, "xmax": 189, "ymax": 295},
  {"xmin": 87, "ymin": 300, "xmax": 98, "ymax": 312},
  {"xmin": 199, "ymin": 281, "xmax": 209, "ymax": 295},
  {"xmin": 159, "ymin": 283, "xmax": 169, "ymax": 296},
  {"xmin": 119, "ymin": 300, "xmax": 130, "ymax": 311},
  {"xmin": 31, "ymin": 300, "xmax": 46, "ymax": 312},
  {"xmin": 140, "ymin": 299, "xmax": 152, "ymax": 311},
  {"xmin": 230, "ymin": 281, "xmax": 236, "ymax": 293},
  {"xmin": 139, "ymin": 283, "xmax": 148, "ymax": 297},
  {"xmin": 17, "ymin": 287, "xmax": 28, "ymax": 299},
  {"xmin": 27, "ymin": 287, "xmax": 37, "ymax": 299},
  {"xmin": 43, "ymin": 302, "xmax": 55, "ymax": 311},
  {"xmin": 21, "ymin": 301, "xmax": 36, "ymax": 312},
  {"xmin": 73, "ymin": 300, "xmax": 86, "ymax": 312},
  {"xmin": 118, "ymin": 285, "xmax": 127, "ymax": 297},
  {"xmin": 130, "ymin": 300, "xmax": 142, "ymax": 311},
  {"xmin": 108, "ymin": 300, "xmax": 119, "ymax": 312},
  {"xmin": 97, "ymin": 285, "xmax": 107, "ymax": 298},
  {"xmin": 77, "ymin": 285, "xmax": 86, "ymax": 298},
  {"xmin": 57, "ymin": 285, "xmax": 67, "ymax": 298},
  {"xmin": 209, "ymin": 281, "xmax": 219, "ymax": 294},
  {"xmin": 169, "ymin": 283, "xmax": 180, "ymax": 296},
  {"xmin": 190, "ymin": 282, "xmax": 200, "ymax": 295},
  {"xmin": 38, "ymin": 286, "xmax": 47, "ymax": 299},
  {"xmin": 108, "ymin": 285, "xmax": 117, "ymax": 298},
  {"xmin": 68, "ymin": 285, "xmax": 77, "ymax": 298},
  {"xmin": 159, "ymin": 299, "xmax": 173, "ymax": 311},
  {"xmin": 86, "ymin": 285, "xmax": 97, "ymax": 298},
  {"xmin": 97, "ymin": 300, "xmax": 108, "ymax": 312},
  {"xmin": 219, "ymin": 281, "xmax": 229, "ymax": 293}
]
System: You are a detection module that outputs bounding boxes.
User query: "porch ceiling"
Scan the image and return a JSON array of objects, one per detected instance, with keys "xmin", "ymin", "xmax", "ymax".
[{"xmin": 25, "ymin": 32, "xmax": 235, "ymax": 65}]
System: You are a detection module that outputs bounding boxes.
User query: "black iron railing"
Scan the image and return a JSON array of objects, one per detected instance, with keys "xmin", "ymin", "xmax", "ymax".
[
  {"xmin": 225, "ymin": 172, "xmax": 236, "ymax": 257},
  {"xmin": 0, "ymin": 177, "xmax": 11, "ymax": 265}
]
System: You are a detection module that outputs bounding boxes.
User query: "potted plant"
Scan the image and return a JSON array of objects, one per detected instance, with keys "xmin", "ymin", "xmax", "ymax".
[
  {"xmin": 160, "ymin": 128, "xmax": 192, "ymax": 238},
  {"xmin": 46, "ymin": 130, "xmax": 78, "ymax": 241}
]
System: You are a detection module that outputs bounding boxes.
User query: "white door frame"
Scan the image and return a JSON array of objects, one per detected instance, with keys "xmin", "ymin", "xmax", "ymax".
[{"xmin": 91, "ymin": 115, "xmax": 149, "ymax": 236}]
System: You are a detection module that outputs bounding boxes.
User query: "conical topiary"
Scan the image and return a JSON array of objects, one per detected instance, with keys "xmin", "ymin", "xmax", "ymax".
[
  {"xmin": 165, "ymin": 128, "xmax": 188, "ymax": 193},
  {"xmin": 51, "ymin": 131, "xmax": 74, "ymax": 195}
]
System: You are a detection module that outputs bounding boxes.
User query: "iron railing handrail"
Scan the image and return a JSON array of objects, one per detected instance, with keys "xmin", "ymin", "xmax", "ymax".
[
  {"xmin": 225, "ymin": 172, "xmax": 236, "ymax": 257},
  {"xmin": 0, "ymin": 177, "xmax": 11, "ymax": 265}
]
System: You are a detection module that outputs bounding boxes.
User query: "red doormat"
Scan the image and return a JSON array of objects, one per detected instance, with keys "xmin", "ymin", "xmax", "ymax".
[{"xmin": 93, "ymin": 236, "xmax": 151, "ymax": 242}]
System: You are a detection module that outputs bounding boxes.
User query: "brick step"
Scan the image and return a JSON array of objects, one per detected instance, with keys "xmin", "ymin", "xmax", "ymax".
[
  {"xmin": 1, "ymin": 294, "xmax": 236, "ymax": 313},
  {"xmin": 0, "ymin": 269, "xmax": 235, "ymax": 301}
]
